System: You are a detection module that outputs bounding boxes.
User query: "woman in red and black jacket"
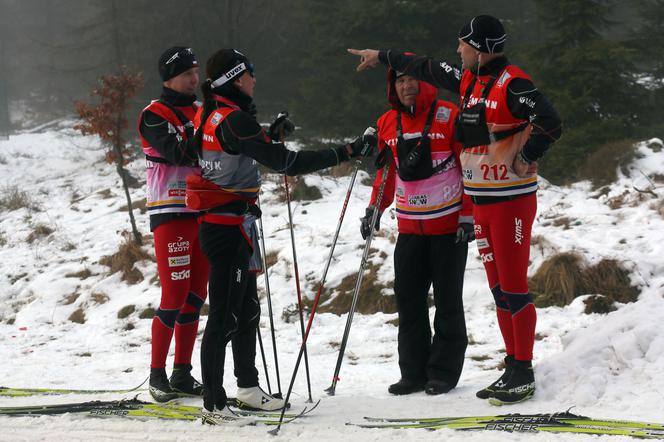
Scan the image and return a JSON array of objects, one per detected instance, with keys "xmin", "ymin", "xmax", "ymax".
[
  {"xmin": 362, "ymin": 65, "xmax": 473, "ymax": 396},
  {"xmin": 188, "ymin": 48, "xmax": 376, "ymax": 413}
]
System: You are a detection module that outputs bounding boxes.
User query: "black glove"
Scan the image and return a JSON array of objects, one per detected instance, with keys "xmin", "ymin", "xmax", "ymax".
[
  {"xmin": 455, "ymin": 222, "xmax": 475, "ymax": 243},
  {"xmin": 347, "ymin": 127, "xmax": 377, "ymax": 158},
  {"xmin": 184, "ymin": 121, "xmax": 195, "ymax": 139},
  {"xmin": 374, "ymin": 146, "xmax": 390, "ymax": 169},
  {"xmin": 268, "ymin": 111, "xmax": 295, "ymax": 141},
  {"xmin": 360, "ymin": 206, "xmax": 381, "ymax": 240}
]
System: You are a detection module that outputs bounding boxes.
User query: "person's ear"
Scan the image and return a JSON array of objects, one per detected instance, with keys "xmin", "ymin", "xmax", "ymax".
[{"xmin": 233, "ymin": 77, "xmax": 243, "ymax": 88}]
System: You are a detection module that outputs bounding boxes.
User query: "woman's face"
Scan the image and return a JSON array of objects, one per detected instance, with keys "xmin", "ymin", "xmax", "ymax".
[{"xmin": 234, "ymin": 71, "xmax": 256, "ymax": 97}]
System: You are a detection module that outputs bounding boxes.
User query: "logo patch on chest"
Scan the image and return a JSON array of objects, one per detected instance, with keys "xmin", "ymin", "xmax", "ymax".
[{"xmin": 435, "ymin": 106, "xmax": 451, "ymax": 123}]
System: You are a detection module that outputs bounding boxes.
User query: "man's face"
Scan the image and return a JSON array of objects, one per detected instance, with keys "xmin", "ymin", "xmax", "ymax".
[
  {"xmin": 164, "ymin": 67, "xmax": 199, "ymax": 96},
  {"xmin": 234, "ymin": 71, "xmax": 256, "ymax": 98},
  {"xmin": 456, "ymin": 39, "xmax": 481, "ymax": 70},
  {"xmin": 395, "ymin": 75, "xmax": 419, "ymax": 107}
]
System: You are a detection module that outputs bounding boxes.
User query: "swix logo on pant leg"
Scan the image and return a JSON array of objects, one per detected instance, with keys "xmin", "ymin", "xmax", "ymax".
[
  {"xmin": 514, "ymin": 218, "xmax": 523, "ymax": 245},
  {"xmin": 236, "ymin": 269, "xmax": 242, "ymax": 283},
  {"xmin": 170, "ymin": 269, "xmax": 191, "ymax": 281},
  {"xmin": 481, "ymin": 252, "xmax": 494, "ymax": 263}
]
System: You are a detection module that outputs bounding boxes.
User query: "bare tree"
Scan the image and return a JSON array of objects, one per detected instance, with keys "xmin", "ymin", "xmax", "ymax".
[{"xmin": 75, "ymin": 70, "xmax": 145, "ymax": 245}]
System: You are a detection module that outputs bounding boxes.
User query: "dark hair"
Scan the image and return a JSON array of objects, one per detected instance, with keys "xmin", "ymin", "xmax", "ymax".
[{"xmin": 194, "ymin": 49, "xmax": 243, "ymax": 153}]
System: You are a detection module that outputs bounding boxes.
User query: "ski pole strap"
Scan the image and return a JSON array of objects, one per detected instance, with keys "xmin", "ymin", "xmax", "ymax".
[{"xmin": 396, "ymin": 100, "xmax": 438, "ymax": 140}]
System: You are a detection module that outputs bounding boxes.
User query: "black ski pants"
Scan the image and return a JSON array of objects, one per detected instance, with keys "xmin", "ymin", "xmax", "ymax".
[
  {"xmin": 199, "ymin": 222, "xmax": 260, "ymax": 411},
  {"xmin": 393, "ymin": 233, "xmax": 468, "ymax": 386}
]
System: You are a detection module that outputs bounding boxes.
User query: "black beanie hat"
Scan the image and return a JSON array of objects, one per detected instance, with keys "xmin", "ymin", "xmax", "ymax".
[
  {"xmin": 158, "ymin": 47, "xmax": 198, "ymax": 81},
  {"xmin": 208, "ymin": 49, "xmax": 254, "ymax": 90},
  {"xmin": 458, "ymin": 15, "xmax": 506, "ymax": 54}
]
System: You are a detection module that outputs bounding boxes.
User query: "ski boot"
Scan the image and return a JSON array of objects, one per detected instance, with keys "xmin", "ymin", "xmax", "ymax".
[
  {"xmin": 236, "ymin": 386, "xmax": 286, "ymax": 411},
  {"xmin": 490, "ymin": 359, "xmax": 535, "ymax": 405},
  {"xmin": 388, "ymin": 378, "xmax": 425, "ymax": 395},
  {"xmin": 476, "ymin": 355, "xmax": 515, "ymax": 399},
  {"xmin": 169, "ymin": 363, "xmax": 203, "ymax": 396},
  {"xmin": 149, "ymin": 367, "xmax": 178, "ymax": 402}
]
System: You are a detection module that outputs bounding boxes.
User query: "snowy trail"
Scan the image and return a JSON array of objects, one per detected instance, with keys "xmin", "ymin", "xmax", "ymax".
[{"xmin": 1, "ymin": 125, "xmax": 663, "ymax": 441}]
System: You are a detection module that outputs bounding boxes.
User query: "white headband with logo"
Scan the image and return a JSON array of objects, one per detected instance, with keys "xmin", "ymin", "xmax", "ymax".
[{"xmin": 210, "ymin": 63, "xmax": 247, "ymax": 88}]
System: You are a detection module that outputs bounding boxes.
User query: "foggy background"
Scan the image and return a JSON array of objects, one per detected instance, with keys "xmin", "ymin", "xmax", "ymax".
[{"xmin": 1, "ymin": 0, "xmax": 662, "ymax": 183}]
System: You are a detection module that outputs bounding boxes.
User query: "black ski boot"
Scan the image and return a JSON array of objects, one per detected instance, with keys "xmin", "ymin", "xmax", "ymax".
[
  {"xmin": 169, "ymin": 363, "xmax": 204, "ymax": 396},
  {"xmin": 476, "ymin": 355, "xmax": 515, "ymax": 399},
  {"xmin": 149, "ymin": 368, "xmax": 178, "ymax": 402},
  {"xmin": 425, "ymin": 380, "xmax": 453, "ymax": 395},
  {"xmin": 490, "ymin": 359, "xmax": 535, "ymax": 405},
  {"xmin": 388, "ymin": 379, "xmax": 425, "ymax": 395}
]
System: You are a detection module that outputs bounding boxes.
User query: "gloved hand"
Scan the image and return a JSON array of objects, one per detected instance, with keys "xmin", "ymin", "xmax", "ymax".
[
  {"xmin": 347, "ymin": 127, "xmax": 377, "ymax": 158},
  {"xmin": 268, "ymin": 111, "xmax": 295, "ymax": 142},
  {"xmin": 374, "ymin": 146, "xmax": 390, "ymax": 169},
  {"xmin": 184, "ymin": 121, "xmax": 195, "ymax": 139},
  {"xmin": 360, "ymin": 206, "xmax": 381, "ymax": 240},
  {"xmin": 455, "ymin": 222, "xmax": 475, "ymax": 243}
]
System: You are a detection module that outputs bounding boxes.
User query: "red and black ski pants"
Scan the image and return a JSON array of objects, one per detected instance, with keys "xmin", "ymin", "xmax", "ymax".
[
  {"xmin": 473, "ymin": 193, "xmax": 537, "ymax": 361},
  {"xmin": 152, "ymin": 218, "xmax": 208, "ymax": 369}
]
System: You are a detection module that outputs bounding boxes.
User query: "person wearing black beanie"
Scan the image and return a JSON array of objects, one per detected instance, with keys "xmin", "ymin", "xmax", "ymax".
[
  {"xmin": 137, "ymin": 46, "xmax": 208, "ymax": 403},
  {"xmin": 187, "ymin": 48, "xmax": 377, "ymax": 416},
  {"xmin": 348, "ymin": 15, "xmax": 562, "ymax": 405}
]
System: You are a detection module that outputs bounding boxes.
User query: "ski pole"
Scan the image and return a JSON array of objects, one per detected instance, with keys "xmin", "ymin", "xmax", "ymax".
[
  {"xmin": 325, "ymin": 159, "xmax": 391, "ymax": 396},
  {"xmin": 256, "ymin": 328, "xmax": 272, "ymax": 395},
  {"xmin": 269, "ymin": 158, "xmax": 363, "ymax": 435},
  {"xmin": 256, "ymin": 196, "xmax": 283, "ymax": 398},
  {"xmin": 283, "ymin": 173, "xmax": 314, "ymax": 403}
]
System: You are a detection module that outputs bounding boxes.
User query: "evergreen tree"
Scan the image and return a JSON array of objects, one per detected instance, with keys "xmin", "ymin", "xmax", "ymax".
[
  {"xmin": 526, "ymin": 0, "xmax": 645, "ymax": 183},
  {"xmin": 290, "ymin": 0, "xmax": 472, "ymax": 139}
]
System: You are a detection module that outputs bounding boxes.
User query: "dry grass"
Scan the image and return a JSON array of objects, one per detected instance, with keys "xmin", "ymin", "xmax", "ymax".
[
  {"xmin": 0, "ymin": 231, "xmax": 6, "ymax": 247},
  {"xmin": 531, "ymin": 252, "xmax": 639, "ymax": 311},
  {"xmin": 68, "ymin": 308, "xmax": 86, "ymax": 324},
  {"xmin": 99, "ymin": 237, "xmax": 152, "ymax": 284},
  {"xmin": 119, "ymin": 197, "xmax": 147, "ymax": 214},
  {"xmin": 97, "ymin": 188, "xmax": 113, "ymax": 199},
  {"xmin": 584, "ymin": 295, "xmax": 617, "ymax": 314},
  {"xmin": 62, "ymin": 292, "xmax": 81, "ymax": 305},
  {"xmin": 90, "ymin": 292, "xmax": 109, "ymax": 304},
  {"xmin": 530, "ymin": 252, "xmax": 586, "ymax": 307},
  {"xmin": 139, "ymin": 306, "xmax": 156, "ymax": 319},
  {"xmin": 289, "ymin": 176, "xmax": 322, "ymax": 201},
  {"xmin": 313, "ymin": 261, "xmax": 396, "ymax": 315},
  {"xmin": 265, "ymin": 251, "xmax": 279, "ymax": 269},
  {"xmin": 61, "ymin": 242, "xmax": 77, "ymax": 252},
  {"xmin": 65, "ymin": 269, "xmax": 93, "ymax": 280},
  {"xmin": 0, "ymin": 186, "xmax": 39, "ymax": 211},
  {"xmin": 117, "ymin": 305, "xmax": 136, "ymax": 319},
  {"xmin": 26, "ymin": 224, "xmax": 54, "ymax": 243}
]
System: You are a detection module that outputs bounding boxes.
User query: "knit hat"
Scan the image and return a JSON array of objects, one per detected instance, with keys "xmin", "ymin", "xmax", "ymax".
[
  {"xmin": 208, "ymin": 49, "xmax": 254, "ymax": 89},
  {"xmin": 158, "ymin": 47, "xmax": 198, "ymax": 81},
  {"xmin": 458, "ymin": 15, "xmax": 506, "ymax": 54}
]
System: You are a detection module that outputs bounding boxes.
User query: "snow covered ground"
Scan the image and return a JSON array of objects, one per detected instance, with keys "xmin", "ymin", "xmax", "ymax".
[{"xmin": 0, "ymin": 122, "xmax": 663, "ymax": 441}]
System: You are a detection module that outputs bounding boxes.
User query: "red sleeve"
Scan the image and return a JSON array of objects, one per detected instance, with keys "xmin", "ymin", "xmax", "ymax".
[{"xmin": 369, "ymin": 143, "xmax": 396, "ymax": 212}]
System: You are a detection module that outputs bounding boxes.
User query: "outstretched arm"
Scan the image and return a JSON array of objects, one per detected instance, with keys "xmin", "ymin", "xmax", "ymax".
[{"xmin": 348, "ymin": 48, "xmax": 462, "ymax": 95}]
